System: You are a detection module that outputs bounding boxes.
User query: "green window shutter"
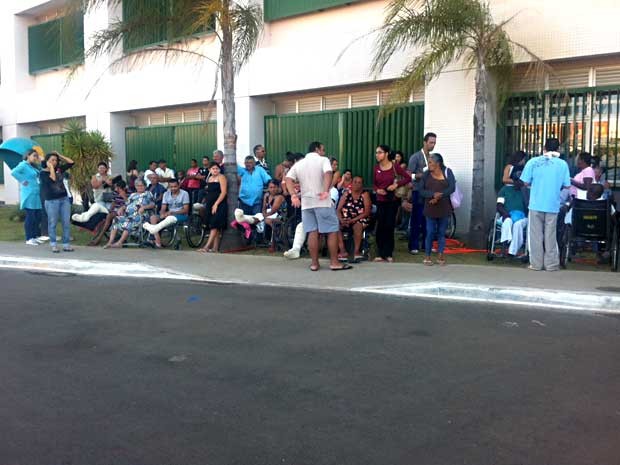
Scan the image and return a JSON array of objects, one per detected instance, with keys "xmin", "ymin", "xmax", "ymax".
[
  {"xmin": 125, "ymin": 126, "xmax": 175, "ymax": 172},
  {"xmin": 28, "ymin": 13, "xmax": 84, "ymax": 74},
  {"xmin": 264, "ymin": 0, "xmax": 362, "ymax": 21},
  {"xmin": 32, "ymin": 134, "xmax": 65, "ymax": 155}
]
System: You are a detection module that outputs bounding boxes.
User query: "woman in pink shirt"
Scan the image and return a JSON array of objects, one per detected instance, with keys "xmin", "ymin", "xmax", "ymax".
[
  {"xmin": 185, "ymin": 158, "xmax": 202, "ymax": 204},
  {"xmin": 570, "ymin": 152, "xmax": 595, "ymax": 198},
  {"xmin": 373, "ymin": 144, "xmax": 412, "ymax": 262}
]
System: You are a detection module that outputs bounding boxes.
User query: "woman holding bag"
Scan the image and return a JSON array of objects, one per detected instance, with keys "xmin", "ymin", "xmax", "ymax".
[
  {"xmin": 372, "ymin": 145, "xmax": 411, "ymax": 262},
  {"xmin": 420, "ymin": 153, "xmax": 455, "ymax": 266}
]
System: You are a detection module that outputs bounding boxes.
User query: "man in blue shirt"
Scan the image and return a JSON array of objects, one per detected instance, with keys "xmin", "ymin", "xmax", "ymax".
[
  {"xmin": 520, "ymin": 138, "xmax": 571, "ymax": 271},
  {"xmin": 237, "ymin": 155, "xmax": 271, "ymax": 215}
]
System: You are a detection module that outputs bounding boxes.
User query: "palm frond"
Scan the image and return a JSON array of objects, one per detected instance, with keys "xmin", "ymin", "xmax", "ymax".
[{"xmin": 230, "ymin": 2, "xmax": 263, "ymax": 73}]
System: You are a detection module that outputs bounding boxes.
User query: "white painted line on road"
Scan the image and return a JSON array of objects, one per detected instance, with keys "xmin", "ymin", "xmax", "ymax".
[
  {"xmin": 351, "ymin": 283, "xmax": 620, "ymax": 314},
  {"xmin": 0, "ymin": 255, "xmax": 209, "ymax": 282}
]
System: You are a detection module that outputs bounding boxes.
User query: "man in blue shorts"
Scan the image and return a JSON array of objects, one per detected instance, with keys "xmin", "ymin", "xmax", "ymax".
[
  {"xmin": 143, "ymin": 178, "xmax": 189, "ymax": 248},
  {"xmin": 285, "ymin": 141, "xmax": 351, "ymax": 272}
]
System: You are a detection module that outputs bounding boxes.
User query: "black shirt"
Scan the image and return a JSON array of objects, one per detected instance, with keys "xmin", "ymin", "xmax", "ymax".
[{"xmin": 40, "ymin": 163, "xmax": 74, "ymax": 201}]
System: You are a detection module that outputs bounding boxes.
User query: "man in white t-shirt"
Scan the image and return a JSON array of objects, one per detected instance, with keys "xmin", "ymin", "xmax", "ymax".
[
  {"xmin": 156, "ymin": 159, "xmax": 175, "ymax": 189},
  {"xmin": 144, "ymin": 160, "xmax": 158, "ymax": 187},
  {"xmin": 285, "ymin": 141, "xmax": 352, "ymax": 272}
]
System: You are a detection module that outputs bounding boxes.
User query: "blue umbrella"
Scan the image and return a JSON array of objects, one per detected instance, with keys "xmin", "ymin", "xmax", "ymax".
[{"xmin": 0, "ymin": 138, "xmax": 44, "ymax": 169}]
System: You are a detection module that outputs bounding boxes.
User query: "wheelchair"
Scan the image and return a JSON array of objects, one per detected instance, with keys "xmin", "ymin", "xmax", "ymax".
[
  {"xmin": 486, "ymin": 212, "xmax": 529, "ymax": 262},
  {"xmin": 558, "ymin": 198, "xmax": 619, "ymax": 271}
]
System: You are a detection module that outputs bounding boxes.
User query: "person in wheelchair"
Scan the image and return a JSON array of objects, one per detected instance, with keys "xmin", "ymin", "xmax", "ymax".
[
  {"xmin": 496, "ymin": 172, "xmax": 528, "ymax": 257},
  {"xmin": 143, "ymin": 179, "xmax": 190, "ymax": 248},
  {"xmin": 104, "ymin": 179, "xmax": 155, "ymax": 249},
  {"xmin": 71, "ymin": 162, "xmax": 119, "ymax": 223},
  {"xmin": 337, "ymin": 175, "xmax": 371, "ymax": 262}
]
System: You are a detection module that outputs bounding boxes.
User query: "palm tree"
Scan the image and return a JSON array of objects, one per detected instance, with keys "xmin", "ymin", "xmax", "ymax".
[
  {"xmin": 371, "ymin": 0, "xmax": 548, "ymax": 246},
  {"xmin": 70, "ymin": 0, "xmax": 262, "ymax": 245}
]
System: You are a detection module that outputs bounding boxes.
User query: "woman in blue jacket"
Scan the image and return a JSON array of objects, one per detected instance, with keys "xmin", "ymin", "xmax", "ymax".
[{"xmin": 11, "ymin": 149, "xmax": 44, "ymax": 245}]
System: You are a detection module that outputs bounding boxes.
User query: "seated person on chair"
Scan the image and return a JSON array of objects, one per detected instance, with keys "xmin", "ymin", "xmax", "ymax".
[
  {"xmin": 496, "ymin": 175, "xmax": 528, "ymax": 257},
  {"xmin": 71, "ymin": 162, "xmax": 115, "ymax": 223},
  {"xmin": 147, "ymin": 175, "xmax": 166, "ymax": 211},
  {"xmin": 104, "ymin": 179, "xmax": 155, "ymax": 248},
  {"xmin": 87, "ymin": 180, "xmax": 130, "ymax": 246},
  {"xmin": 143, "ymin": 179, "xmax": 190, "ymax": 248},
  {"xmin": 238, "ymin": 179, "xmax": 286, "ymax": 241},
  {"xmin": 337, "ymin": 175, "xmax": 371, "ymax": 261}
]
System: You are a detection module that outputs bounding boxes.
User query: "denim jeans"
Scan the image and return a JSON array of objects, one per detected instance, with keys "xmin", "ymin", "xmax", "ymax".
[
  {"xmin": 239, "ymin": 200, "xmax": 262, "ymax": 216},
  {"xmin": 45, "ymin": 197, "xmax": 72, "ymax": 246},
  {"xmin": 24, "ymin": 208, "xmax": 42, "ymax": 240},
  {"xmin": 408, "ymin": 190, "xmax": 426, "ymax": 251},
  {"xmin": 425, "ymin": 216, "xmax": 448, "ymax": 256}
]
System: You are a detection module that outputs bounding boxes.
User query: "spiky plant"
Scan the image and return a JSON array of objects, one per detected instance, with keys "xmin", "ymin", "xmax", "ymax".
[
  {"xmin": 371, "ymin": 0, "xmax": 550, "ymax": 246},
  {"xmin": 63, "ymin": 120, "xmax": 114, "ymax": 205}
]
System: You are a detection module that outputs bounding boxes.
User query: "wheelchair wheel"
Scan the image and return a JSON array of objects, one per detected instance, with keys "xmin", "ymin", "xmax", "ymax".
[
  {"xmin": 159, "ymin": 226, "xmax": 176, "ymax": 248},
  {"xmin": 446, "ymin": 212, "xmax": 456, "ymax": 239},
  {"xmin": 185, "ymin": 213, "xmax": 206, "ymax": 248},
  {"xmin": 611, "ymin": 224, "xmax": 619, "ymax": 272},
  {"xmin": 486, "ymin": 218, "xmax": 496, "ymax": 261},
  {"xmin": 559, "ymin": 227, "xmax": 570, "ymax": 269}
]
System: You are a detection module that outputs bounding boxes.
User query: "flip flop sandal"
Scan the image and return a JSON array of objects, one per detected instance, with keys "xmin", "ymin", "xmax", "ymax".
[
  {"xmin": 373, "ymin": 257, "xmax": 386, "ymax": 262},
  {"xmin": 330, "ymin": 264, "xmax": 353, "ymax": 271},
  {"xmin": 309, "ymin": 264, "xmax": 320, "ymax": 272},
  {"xmin": 423, "ymin": 258, "xmax": 434, "ymax": 266}
]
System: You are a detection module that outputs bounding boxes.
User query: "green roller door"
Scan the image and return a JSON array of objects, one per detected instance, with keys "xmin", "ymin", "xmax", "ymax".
[
  {"xmin": 265, "ymin": 104, "xmax": 424, "ymax": 185},
  {"xmin": 175, "ymin": 122, "xmax": 217, "ymax": 169},
  {"xmin": 32, "ymin": 134, "xmax": 65, "ymax": 154},
  {"xmin": 125, "ymin": 122, "xmax": 217, "ymax": 173},
  {"xmin": 125, "ymin": 126, "xmax": 175, "ymax": 171}
]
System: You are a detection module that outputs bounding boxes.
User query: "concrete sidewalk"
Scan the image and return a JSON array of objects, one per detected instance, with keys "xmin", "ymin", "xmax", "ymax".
[{"xmin": 1, "ymin": 241, "xmax": 619, "ymax": 312}]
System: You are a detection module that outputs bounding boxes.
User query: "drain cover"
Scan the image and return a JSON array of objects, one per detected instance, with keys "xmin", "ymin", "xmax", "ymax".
[{"xmin": 596, "ymin": 287, "xmax": 620, "ymax": 293}]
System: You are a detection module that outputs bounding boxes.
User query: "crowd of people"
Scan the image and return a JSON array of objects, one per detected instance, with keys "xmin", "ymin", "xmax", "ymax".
[{"xmin": 10, "ymin": 134, "xmax": 615, "ymax": 272}]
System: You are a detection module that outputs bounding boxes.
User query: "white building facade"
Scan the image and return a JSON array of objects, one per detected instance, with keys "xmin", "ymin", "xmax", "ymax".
[{"xmin": 1, "ymin": 0, "xmax": 619, "ymax": 232}]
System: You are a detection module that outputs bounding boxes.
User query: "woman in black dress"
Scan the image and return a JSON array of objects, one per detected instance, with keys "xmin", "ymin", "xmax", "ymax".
[{"xmin": 198, "ymin": 162, "xmax": 228, "ymax": 253}]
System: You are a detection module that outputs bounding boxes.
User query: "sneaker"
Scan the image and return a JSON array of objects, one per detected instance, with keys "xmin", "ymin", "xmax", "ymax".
[
  {"xmin": 51, "ymin": 245, "xmax": 60, "ymax": 253},
  {"xmin": 36, "ymin": 236, "xmax": 49, "ymax": 242},
  {"xmin": 26, "ymin": 239, "xmax": 39, "ymax": 246},
  {"xmin": 283, "ymin": 249, "xmax": 300, "ymax": 259},
  {"xmin": 409, "ymin": 249, "xmax": 419, "ymax": 255}
]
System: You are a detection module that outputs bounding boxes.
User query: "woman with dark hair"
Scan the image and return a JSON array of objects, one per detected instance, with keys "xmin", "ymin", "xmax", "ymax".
[
  {"xmin": 420, "ymin": 153, "xmax": 456, "ymax": 266},
  {"xmin": 570, "ymin": 151, "xmax": 595, "ymax": 198},
  {"xmin": 337, "ymin": 169, "xmax": 353, "ymax": 193},
  {"xmin": 502, "ymin": 150, "xmax": 527, "ymax": 185},
  {"xmin": 40, "ymin": 151, "xmax": 75, "ymax": 253},
  {"xmin": 330, "ymin": 157, "xmax": 342, "ymax": 188},
  {"xmin": 198, "ymin": 162, "xmax": 228, "ymax": 253},
  {"xmin": 394, "ymin": 151, "xmax": 408, "ymax": 170},
  {"xmin": 373, "ymin": 144, "xmax": 412, "ymax": 262},
  {"xmin": 127, "ymin": 159, "xmax": 139, "ymax": 192}
]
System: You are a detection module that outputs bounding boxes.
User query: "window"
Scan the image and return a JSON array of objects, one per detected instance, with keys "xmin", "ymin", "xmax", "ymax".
[
  {"xmin": 123, "ymin": 0, "xmax": 213, "ymax": 52},
  {"xmin": 264, "ymin": 0, "xmax": 362, "ymax": 22},
  {"xmin": 28, "ymin": 13, "xmax": 84, "ymax": 74}
]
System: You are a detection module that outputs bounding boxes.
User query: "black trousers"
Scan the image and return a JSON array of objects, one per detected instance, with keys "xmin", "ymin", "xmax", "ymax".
[{"xmin": 375, "ymin": 200, "xmax": 399, "ymax": 259}]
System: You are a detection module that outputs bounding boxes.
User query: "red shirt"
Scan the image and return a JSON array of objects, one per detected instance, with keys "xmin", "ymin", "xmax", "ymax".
[
  {"xmin": 186, "ymin": 167, "xmax": 201, "ymax": 189},
  {"xmin": 373, "ymin": 162, "xmax": 412, "ymax": 202}
]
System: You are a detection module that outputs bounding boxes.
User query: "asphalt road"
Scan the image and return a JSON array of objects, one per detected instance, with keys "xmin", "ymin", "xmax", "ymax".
[{"xmin": 1, "ymin": 270, "xmax": 619, "ymax": 465}]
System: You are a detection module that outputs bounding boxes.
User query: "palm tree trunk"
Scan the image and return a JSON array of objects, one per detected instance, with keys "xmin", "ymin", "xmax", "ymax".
[
  {"xmin": 219, "ymin": 0, "xmax": 242, "ymax": 249},
  {"xmin": 469, "ymin": 61, "xmax": 488, "ymax": 248}
]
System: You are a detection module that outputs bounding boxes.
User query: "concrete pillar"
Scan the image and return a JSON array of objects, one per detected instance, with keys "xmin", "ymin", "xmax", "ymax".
[
  {"xmin": 85, "ymin": 112, "xmax": 134, "ymax": 176},
  {"xmin": 424, "ymin": 69, "xmax": 498, "ymax": 235}
]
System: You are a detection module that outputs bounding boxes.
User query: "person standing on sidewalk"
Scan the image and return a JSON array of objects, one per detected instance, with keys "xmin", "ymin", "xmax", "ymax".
[
  {"xmin": 40, "ymin": 151, "xmax": 75, "ymax": 253},
  {"xmin": 420, "ymin": 154, "xmax": 456, "ymax": 266},
  {"xmin": 373, "ymin": 145, "xmax": 412, "ymax": 262},
  {"xmin": 285, "ymin": 141, "xmax": 351, "ymax": 272},
  {"xmin": 11, "ymin": 149, "xmax": 44, "ymax": 245},
  {"xmin": 520, "ymin": 138, "xmax": 571, "ymax": 271},
  {"xmin": 407, "ymin": 132, "xmax": 436, "ymax": 254}
]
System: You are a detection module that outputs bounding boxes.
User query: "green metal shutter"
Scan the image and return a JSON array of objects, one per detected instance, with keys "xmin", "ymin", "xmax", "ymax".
[
  {"xmin": 123, "ymin": 0, "xmax": 168, "ymax": 51},
  {"xmin": 28, "ymin": 13, "xmax": 84, "ymax": 74},
  {"xmin": 28, "ymin": 20, "xmax": 61, "ymax": 73},
  {"xmin": 264, "ymin": 104, "xmax": 424, "ymax": 186},
  {"xmin": 264, "ymin": 0, "xmax": 362, "ymax": 21},
  {"xmin": 125, "ymin": 126, "xmax": 175, "ymax": 172},
  {"xmin": 32, "ymin": 134, "xmax": 65, "ymax": 155},
  {"xmin": 175, "ymin": 122, "xmax": 218, "ymax": 169}
]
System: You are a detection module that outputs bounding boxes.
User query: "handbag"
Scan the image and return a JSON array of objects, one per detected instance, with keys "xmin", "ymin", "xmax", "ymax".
[
  {"xmin": 448, "ymin": 169, "xmax": 463, "ymax": 209},
  {"xmin": 392, "ymin": 165, "xmax": 408, "ymax": 199}
]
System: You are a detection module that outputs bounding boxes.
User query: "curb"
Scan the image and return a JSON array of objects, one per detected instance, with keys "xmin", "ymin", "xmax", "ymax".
[{"xmin": 1, "ymin": 255, "xmax": 618, "ymax": 315}]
